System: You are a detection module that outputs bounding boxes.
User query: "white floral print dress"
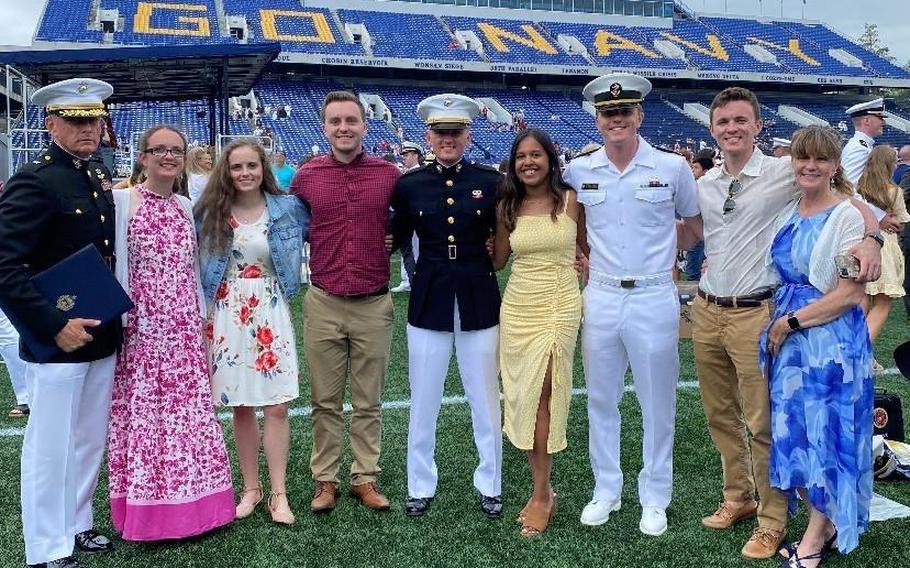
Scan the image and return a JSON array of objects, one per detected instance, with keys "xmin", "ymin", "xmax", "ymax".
[{"xmin": 208, "ymin": 211, "xmax": 299, "ymax": 407}]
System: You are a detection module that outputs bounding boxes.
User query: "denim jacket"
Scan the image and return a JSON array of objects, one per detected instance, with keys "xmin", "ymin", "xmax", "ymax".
[{"xmin": 198, "ymin": 193, "xmax": 310, "ymax": 304}]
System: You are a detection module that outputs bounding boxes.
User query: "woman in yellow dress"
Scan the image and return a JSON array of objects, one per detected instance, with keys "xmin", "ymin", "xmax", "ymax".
[
  {"xmin": 857, "ymin": 145, "xmax": 910, "ymax": 371},
  {"xmin": 493, "ymin": 128, "xmax": 583, "ymax": 537}
]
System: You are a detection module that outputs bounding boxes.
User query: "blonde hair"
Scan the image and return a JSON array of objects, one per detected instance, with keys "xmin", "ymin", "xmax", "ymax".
[
  {"xmin": 790, "ymin": 125, "xmax": 853, "ymax": 197},
  {"xmin": 185, "ymin": 146, "xmax": 212, "ymax": 175},
  {"xmin": 857, "ymin": 145, "xmax": 899, "ymax": 212}
]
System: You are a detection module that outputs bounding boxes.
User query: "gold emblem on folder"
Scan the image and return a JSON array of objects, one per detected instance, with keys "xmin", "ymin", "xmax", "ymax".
[{"xmin": 56, "ymin": 294, "xmax": 77, "ymax": 312}]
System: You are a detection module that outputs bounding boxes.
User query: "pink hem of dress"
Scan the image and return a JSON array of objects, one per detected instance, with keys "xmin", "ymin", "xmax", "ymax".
[{"xmin": 111, "ymin": 488, "xmax": 235, "ymax": 541}]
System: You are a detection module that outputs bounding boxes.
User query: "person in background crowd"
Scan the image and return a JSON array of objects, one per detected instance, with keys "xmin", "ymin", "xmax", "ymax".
[
  {"xmin": 270, "ymin": 150, "xmax": 296, "ymax": 192},
  {"xmin": 0, "ymin": 307, "xmax": 28, "ymax": 418},
  {"xmin": 391, "ymin": 141, "xmax": 424, "ymax": 294},
  {"xmin": 113, "ymin": 160, "xmax": 145, "ymax": 190},
  {"xmin": 196, "ymin": 139, "xmax": 310, "ymax": 525},
  {"xmin": 391, "ymin": 94, "xmax": 503, "ymax": 519},
  {"xmin": 564, "ymin": 73, "xmax": 701, "ymax": 537},
  {"xmin": 186, "ymin": 146, "xmax": 213, "ymax": 203},
  {"xmin": 0, "ymin": 78, "xmax": 119, "ymax": 568},
  {"xmin": 684, "ymin": 149, "xmax": 715, "ymax": 281},
  {"xmin": 108, "ymin": 125, "xmax": 234, "ymax": 541},
  {"xmin": 842, "ymin": 99, "xmax": 886, "ymax": 186},
  {"xmin": 98, "ymin": 114, "xmax": 118, "ymax": 174},
  {"xmin": 291, "ymin": 91, "xmax": 399, "ymax": 514},
  {"xmin": 771, "ymin": 138, "xmax": 791, "ymax": 158},
  {"xmin": 493, "ymin": 128, "xmax": 582, "ymax": 537},
  {"xmin": 893, "ymin": 145, "xmax": 910, "ymax": 185},
  {"xmin": 0, "ymin": 179, "xmax": 28, "ymax": 419},
  {"xmin": 688, "ymin": 87, "xmax": 881, "ymax": 560},
  {"xmin": 760, "ymin": 125, "xmax": 873, "ymax": 566},
  {"xmin": 857, "ymin": 145, "xmax": 909, "ymax": 372},
  {"xmin": 901, "ymin": 170, "xmax": 910, "ymax": 319}
]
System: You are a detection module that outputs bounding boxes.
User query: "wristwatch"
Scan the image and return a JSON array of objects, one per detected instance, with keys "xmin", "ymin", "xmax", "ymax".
[
  {"xmin": 786, "ymin": 311, "xmax": 802, "ymax": 331},
  {"xmin": 864, "ymin": 231, "xmax": 885, "ymax": 247}
]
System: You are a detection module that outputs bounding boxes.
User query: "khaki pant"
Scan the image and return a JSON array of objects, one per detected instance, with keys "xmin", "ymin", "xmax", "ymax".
[
  {"xmin": 692, "ymin": 297, "xmax": 787, "ymax": 531},
  {"xmin": 303, "ymin": 286, "xmax": 393, "ymax": 485}
]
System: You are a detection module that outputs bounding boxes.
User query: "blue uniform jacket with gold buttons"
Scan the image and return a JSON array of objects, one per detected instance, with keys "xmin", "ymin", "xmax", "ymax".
[
  {"xmin": 391, "ymin": 160, "xmax": 502, "ymax": 332},
  {"xmin": 0, "ymin": 143, "xmax": 120, "ymax": 363}
]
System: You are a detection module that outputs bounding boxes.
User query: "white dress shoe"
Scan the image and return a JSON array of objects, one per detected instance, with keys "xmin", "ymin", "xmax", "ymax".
[
  {"xmin": 639, "ymin": 506, "xmax": 667, "ymax": 536},
  {"xmin": 580, "ymin": 498, "xmax": 621, "ymax": 526},
  {"xmin": 391, "ymin": 283, "xmax": 411, "ymax": 293}
]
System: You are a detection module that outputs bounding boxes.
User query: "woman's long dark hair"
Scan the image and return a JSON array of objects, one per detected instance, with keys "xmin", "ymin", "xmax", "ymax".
[
  {"xmin": 194, "ymin": 139, "xmax": 282, "ymax": 253},
  {"xmin": 497, "ymin": 128, "xmax": 570, "ymax": 233}
]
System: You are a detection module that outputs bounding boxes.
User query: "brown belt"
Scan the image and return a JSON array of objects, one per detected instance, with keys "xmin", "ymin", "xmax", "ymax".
[
  {"xmin": 312, "ymin": 283, "xmax": 389, "ymax": 300},
  {"xmin": 697, "ymin": 288, "xmax": 773, "ymax": 308}
]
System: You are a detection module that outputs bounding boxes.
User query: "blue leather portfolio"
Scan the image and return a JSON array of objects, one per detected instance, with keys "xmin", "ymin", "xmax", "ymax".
[{"xmin": 23, "ymin": 244, "xmax": 133, "ymax": 362}]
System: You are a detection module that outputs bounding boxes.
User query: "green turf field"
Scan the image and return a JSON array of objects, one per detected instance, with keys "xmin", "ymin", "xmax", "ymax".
[{"xmin": 0, "ymin": 258, "xmax": 908, "ymax": 567}]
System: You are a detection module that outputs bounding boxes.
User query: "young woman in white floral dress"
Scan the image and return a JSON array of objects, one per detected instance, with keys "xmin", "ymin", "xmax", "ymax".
[{"xmin": 196, "ymin": 140, "xmax": 309, "ymax": 524}]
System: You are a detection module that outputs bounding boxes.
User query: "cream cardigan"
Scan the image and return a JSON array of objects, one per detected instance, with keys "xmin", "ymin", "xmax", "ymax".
[
  {"xmin": 765, "ymin": 198, "xmax": 865, "ymax": 293},
  {"xmin": 112, "ymin": 188, "xmax": 207, "ymax": 327}
]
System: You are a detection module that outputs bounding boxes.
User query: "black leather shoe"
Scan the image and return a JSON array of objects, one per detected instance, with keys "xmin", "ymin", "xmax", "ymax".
[
  {"xmin": 480, "ymin": 495, "xmax": 503, "ymax": 518},
  {"xmin": 28, "ymin": 557, "xmax": 84, "ymax": 568},
  {"xmin": 404, "ymin": 496, "xmax": 434, "ymax": 517},
  {"xmin": 74, "ymin": 529, "xmax": 114, "ymax": 554}
]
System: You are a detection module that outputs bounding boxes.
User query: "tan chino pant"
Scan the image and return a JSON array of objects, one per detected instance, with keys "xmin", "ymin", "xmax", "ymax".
[
  {"xmin": 692, "ymin": 297, "xmax": 788, "ymax": 531},
  {"xmin": 303, "ymin": 286, "xmax": 393, "ymax": 485}
]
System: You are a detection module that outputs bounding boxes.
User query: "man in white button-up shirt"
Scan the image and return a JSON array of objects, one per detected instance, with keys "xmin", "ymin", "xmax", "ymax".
[
  {"xmin": 564, "ymin": 73, "xmax": 702, "ymax": 537},
  {"xmin": 691, "ymin": 87, "xmax": 883, "ymax": 560}
]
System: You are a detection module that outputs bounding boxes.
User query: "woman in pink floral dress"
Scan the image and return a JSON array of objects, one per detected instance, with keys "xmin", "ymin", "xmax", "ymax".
[{"xmin": 108, "ymin": 125, "xmax": 234, "ymax": 540}]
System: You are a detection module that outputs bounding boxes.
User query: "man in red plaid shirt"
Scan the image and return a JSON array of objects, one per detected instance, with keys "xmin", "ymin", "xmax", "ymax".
[{"xmin": 291, "ymin": 91, "xmax": 399, "ymax": 514}]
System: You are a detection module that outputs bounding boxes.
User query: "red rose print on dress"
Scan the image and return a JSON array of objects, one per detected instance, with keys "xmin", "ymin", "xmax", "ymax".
[
  {"xmin": 254, "ymin": 350, "xmax": 278, "ymax": 372},
  {"xmin": 240, "ymin": 264, "xmax": 262, "ymax": 279},
  {"xmin": 256, "ymin": 325, "xmax": 274, "ymax": 347},
  {"xmin": 215, "ymin": 281, "xmax": 228, "ymax": 301},
  {"xmin": 248, "ymin": 294, "xmax": 260, "ymax": 308},
  {"xmin": 205, "ymin": 321, "xmax": 214, "ymax": 341},
  {"xmin": 238, "ymin": 305, "xmax": 251, "ymax": 324}
]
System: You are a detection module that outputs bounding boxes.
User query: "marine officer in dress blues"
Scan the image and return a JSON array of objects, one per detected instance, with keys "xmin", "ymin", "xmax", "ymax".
[
  {"xmin": 842, "ymin": 98, "xmax": 887, "ymax": 185},
  {"xmin": 391, "ymin": 94, "xmax": 504, "ymax": 518},
  {"xmin": 563, "ymin": 73, "xmax": 701, "ymax": 536},
  {"xmin": 0, "ymin": 78, "xmax": 118, "ymax": 568},
  {"xmin": 391, "ymin": 141, "xmax": 426, "ymax": 293}
]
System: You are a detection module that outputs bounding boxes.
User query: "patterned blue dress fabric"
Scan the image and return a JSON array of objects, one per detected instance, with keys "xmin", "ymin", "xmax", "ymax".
[{"xmin": 759, "ymin": 207, "xmax": 873, "ymax": 554}]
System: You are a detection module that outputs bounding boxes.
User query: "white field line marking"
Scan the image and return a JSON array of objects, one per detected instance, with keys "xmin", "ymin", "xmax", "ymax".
[{"xmin": 0, "ymin": 370, "xmax": 903, "ymax": 438}]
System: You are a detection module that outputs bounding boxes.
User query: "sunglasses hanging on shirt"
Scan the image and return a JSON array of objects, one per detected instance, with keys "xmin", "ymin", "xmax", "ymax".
[{"xmin": 723, "ymin": 179, "xmax": 742, "ymax": 215}]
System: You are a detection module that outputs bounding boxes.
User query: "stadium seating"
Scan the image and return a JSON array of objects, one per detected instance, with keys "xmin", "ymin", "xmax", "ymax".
[
  {"xmin": 441, "ymin": 16, "xmax": 586, "ymax": 66},
  {"xmin": 224, "ymin": 1, "xmax": 364, "ymax": 54},
  {"xmin": 34, "ymin": 0, "xmax": 103, "ymax": 43},
  {"xmin": 540, "ymin": 21, "xmax": 687, "ymax": 69},
  {"xmin": 337, "ymin": 10, "xmax": 483, "ymax": 62}
]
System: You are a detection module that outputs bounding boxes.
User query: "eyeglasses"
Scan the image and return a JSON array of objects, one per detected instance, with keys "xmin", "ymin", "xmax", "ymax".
[
  {"xmin": 598, "ymin": 107, "xmax": 635, "ymax": 118},
  {"xmin": 723, "ymin": 179, "xmax": 742, "ymax": 215},
  {"xmin": 144, "ymin": 146, "xmax": 186, "ymax": 158}
]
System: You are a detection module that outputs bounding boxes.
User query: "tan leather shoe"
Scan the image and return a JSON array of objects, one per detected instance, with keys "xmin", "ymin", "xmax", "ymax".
[
  {"xmin": 741, "ymin": 527, "xmax": 787, "ymax": 560},
  {"xmin": 311, "ymin": 481, "xmax": 340, "ymax": 513},
  {"xmin": 701, "ymin": 499, "xmax": 758, "ymax": 530},
  {"xmin": 349, "ymin": 482, "xmax": 391, "ymax": 511}
]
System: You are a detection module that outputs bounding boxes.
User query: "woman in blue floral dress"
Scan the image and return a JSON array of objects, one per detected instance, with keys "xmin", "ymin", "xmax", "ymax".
[{"xmin": 760, "ymin": 126, "xmax": 873, "ymax": 568}]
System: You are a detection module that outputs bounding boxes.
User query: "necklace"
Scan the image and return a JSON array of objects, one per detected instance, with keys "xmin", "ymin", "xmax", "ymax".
[{"xmin": 232, "ymin": 204, "xmax": 265, "ymax": 225}]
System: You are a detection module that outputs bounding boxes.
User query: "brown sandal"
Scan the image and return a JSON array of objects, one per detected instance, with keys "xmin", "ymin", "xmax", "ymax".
[
  {"xmin": 520, "ymin": 493, "xmax": 558, "ymax": 537},
  {"xmin": 268, "ymin": 491, "xmax": 296, "ymax": 525},
  {"xmin": 235, "ymin": 486, "xmax": 262, "ymax": 519},
  {"xmin": 516, "ymin": 500, "xmax": 532, "ymax": 524},
  {"xmin": 8, "ymin": 404, "xmax": 29, "ymax": 418}
]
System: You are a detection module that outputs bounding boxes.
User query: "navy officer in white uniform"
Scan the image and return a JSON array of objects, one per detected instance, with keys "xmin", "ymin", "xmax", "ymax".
[
  {"xmin": 563, "ymin": 73, "xmax": 702, "ymax": 536},
  {"xmin": 841, "ymin": 98, "xmax": 887, "ymax": 186},
  {"xmin": 0, "ymin": 79, "xmax": 119, "ymax": 568},
  {"xmin": 391, "ymin": 94, "xmax": 503, "ymax": 518}
]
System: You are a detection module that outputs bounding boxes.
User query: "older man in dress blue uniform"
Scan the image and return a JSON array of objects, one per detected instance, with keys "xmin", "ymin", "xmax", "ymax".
[
  {"xmin": 0, "ymin": 79, "xmax": 119, "ymax": 568},
  {"xmin": 391, "ymin": 94, "xmax": 504, "ymax": 518},
  {"xmin": 564, "ymin": 73, "xmax": 702, "ymax": 536}
]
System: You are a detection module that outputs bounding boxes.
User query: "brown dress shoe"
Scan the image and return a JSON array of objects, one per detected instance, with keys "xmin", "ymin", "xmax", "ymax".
[
  {"xmin": 311, "ymin": 481, "xmax": 340, "ymax": 513},
  {"xmin": 349, "ymin": 482, "xmax": 391, "ymax": 511},
  {"xmin": 741, "ymin": 527, "xmax": 787, "ymax": 560},
  {"xmin": 701, "ymin": 499, "xmax": 758, "ymax": 530}
]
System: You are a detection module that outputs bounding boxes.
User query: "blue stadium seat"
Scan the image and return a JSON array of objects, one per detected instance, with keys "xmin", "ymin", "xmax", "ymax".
[
  {"xmin": 442, "ymin": 16, "xmax": 585, "ymax": 66},
  {"xmin": 337, "ymin": 10, "xmax": 483, "ymax": 62}
]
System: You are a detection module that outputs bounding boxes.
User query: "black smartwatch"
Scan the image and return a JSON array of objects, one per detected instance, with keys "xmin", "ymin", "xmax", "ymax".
[
  {"xmin": 786, "ymin": 311, "xmax": 801, "ymax": 331},
  {"xmin": 865, "ymin": 231, "xmax": 885, "ymax": 247}
]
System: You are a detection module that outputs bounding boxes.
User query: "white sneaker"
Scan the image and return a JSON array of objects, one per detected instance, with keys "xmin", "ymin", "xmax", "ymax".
[
  {"xmin": 639, "ymin": 506, "xmax": 667, "ymax": 536},
  {"xmin": 579, "ymin": 498, "xmax": 621, "ymax": 526},
  {"xmin": 390, "ymin": 283, "xmax": 411, "ymax": 293}
]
